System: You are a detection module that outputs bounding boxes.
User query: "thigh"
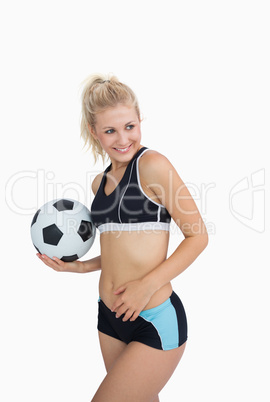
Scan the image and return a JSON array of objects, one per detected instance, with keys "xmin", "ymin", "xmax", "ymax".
[
  {"xmin": 98, "ymin": 331, "xmax": 127, "ymax": 373},
  {"xmin": 92, "ymin": 340, "xmax": 187, "ymax": 402}
]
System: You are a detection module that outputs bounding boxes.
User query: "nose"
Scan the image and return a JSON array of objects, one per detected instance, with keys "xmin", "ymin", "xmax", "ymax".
[{"xmin": 116, "ymin": 130, "xmax": 129, "ymax": 147}]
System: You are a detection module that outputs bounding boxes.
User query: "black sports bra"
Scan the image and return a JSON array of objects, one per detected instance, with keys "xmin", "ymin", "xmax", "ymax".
[{"xmin": 91, "ymin": 147, "xmax": 171, "ymax": 233}]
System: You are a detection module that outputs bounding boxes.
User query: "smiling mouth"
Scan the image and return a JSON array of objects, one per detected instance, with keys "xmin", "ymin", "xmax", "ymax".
[{"xmin": 113, "ymin": 144, "xmax": 132, "ymax": 153}]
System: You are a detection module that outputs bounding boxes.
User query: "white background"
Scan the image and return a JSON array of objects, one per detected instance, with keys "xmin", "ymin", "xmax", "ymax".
[{"xmin": 1, "ymin": 1, "xmax": 269, "ymax": 401}]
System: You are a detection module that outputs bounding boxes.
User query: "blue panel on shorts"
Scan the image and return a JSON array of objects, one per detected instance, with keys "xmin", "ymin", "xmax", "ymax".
[{"xmin": 139, "ymin": 298, "xmax": 179, "ymax": 350}]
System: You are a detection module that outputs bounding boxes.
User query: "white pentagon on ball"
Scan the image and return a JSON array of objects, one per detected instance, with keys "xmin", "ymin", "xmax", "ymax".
[{"xmin": 30, "ymin": 198, "xmax": 96, "ymax": 261}]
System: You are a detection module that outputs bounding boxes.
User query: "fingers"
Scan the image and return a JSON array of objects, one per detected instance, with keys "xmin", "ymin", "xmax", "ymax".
[
  {"xmin": 36, "ymin": 253, "xmax": 65, "ymax": 272},
  {"xmin": 115, "ymin": 308, "xmax": 133, "ymax": 321},
  {"xmin": 113, "ymin": 304, "xmax": 138, "ymax": 322},
  {"xmin": 113, "ymin": 286, "xmax": 125, "ymax": 295},
  {"xmin": 129, "ymin": 312, "xmax": 140, "ymax": 322},
  {"xmin": 122, "ymin": 310, "xmax": 137, "ymax": 322},
  {"xmin": 112, "ymin": 293, "xmax": 140, "ymax": 322},
  {"xmin": 111, "ymin": 297, "xmax": 124, "ymax": 312}
]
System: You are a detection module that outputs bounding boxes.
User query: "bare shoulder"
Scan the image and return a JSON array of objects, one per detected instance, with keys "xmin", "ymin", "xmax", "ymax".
[
  {"xmin": 91, "ymin": 172, "xmax": 104, "ymax": 195},
  {"xmin": 139, "ymin": 149, "xmax": 174, "ymax": 178}
]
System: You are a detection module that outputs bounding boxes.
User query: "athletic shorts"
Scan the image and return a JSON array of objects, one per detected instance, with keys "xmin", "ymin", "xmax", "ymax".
[{"xmin": 97, "ymin": 291, "xmax": 188, "ymax": 351}]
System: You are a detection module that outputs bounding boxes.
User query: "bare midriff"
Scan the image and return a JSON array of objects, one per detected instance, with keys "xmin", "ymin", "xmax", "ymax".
[{"xmin": 99, "ymin": 230, "xmax": 173, "ymax": 311}]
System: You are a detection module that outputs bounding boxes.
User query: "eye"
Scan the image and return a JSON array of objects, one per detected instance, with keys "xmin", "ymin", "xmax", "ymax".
[
  {"xmin": 126, "ymin": 125, "xmax": 134, "ymax": 130},
  {"xmin": 105, "ymin": 129, "xmax": 115, "ymax": 134}
]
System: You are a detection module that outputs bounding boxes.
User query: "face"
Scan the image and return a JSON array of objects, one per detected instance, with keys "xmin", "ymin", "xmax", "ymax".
[{"xmin": 90, "ymin": 103, "xmax": 142, "ymax": 167}]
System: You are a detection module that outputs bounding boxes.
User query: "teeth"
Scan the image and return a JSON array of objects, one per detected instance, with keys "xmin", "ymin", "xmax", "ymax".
[{"xmin": 115, "ymin": 145, "xmax": 130, "ymax": 152}]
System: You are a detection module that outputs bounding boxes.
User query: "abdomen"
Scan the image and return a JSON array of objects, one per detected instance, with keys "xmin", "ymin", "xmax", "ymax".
[{"xmin": 98, "ymin": 231, "xmax": 171, "ymax": 309}]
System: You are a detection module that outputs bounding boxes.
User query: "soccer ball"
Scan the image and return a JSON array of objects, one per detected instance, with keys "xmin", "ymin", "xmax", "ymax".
[{"xmin": 30, "ymin": 198, "xmax": 96, "ymax": 262}]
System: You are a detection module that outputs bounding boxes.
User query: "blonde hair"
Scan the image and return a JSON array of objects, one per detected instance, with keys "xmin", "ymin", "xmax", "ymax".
[{"xmin": 80, "ymin": 73, "xmax": 141, "ymax": 164}]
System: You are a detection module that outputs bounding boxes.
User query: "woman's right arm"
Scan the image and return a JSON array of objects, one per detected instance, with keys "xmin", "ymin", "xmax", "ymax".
[{"xmin": 37, "ymin": 253, "xmax": 101, "ymax": 273}]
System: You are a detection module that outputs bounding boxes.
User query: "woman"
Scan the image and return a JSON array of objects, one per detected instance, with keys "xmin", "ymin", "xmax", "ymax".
[{"xmin": 38, "ymin": 74, "xmax": 208, "ymax": 401}]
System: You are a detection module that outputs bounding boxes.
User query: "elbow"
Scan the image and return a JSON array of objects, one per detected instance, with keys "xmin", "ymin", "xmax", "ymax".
[
  {"xmin": 204, "ymin": 233, "xmax": 209, "ymax": 248},
  {"xmin": 200, "ymin": 232, "xmax": 209, "ymax": 251},
  {"xmin": 185, "ymin": 232, "xmax": 209, "ymax": 252},
  {"xmin": 198, "ymin": 220, "xmax": 209, "ymax": 250},
  {"xmin": 192, "ymin": 232, "xmax": 208, "ymax": 253},
  {"xmin": 183, "ymin": 221, "xmax": 209, "ymax": 251}
]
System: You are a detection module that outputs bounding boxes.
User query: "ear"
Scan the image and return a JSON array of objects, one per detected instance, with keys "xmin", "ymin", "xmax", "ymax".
[{"xmin": 139, "ymin": 113, "xmax": 144, "ymax": 123}]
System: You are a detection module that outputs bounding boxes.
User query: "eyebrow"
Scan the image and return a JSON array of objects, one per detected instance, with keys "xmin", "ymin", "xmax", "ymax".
[{"xmin": 102, "ymin": 121, "xmax": 135, "ymax": 130}]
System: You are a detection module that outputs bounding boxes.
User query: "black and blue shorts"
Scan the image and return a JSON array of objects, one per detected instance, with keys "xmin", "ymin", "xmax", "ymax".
[{"xmin": 97, "ymin": 291, "xmax": 188, "ymax": 351}]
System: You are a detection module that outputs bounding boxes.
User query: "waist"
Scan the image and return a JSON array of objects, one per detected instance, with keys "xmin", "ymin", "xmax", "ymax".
[{"xmin": 99, "ymin": 276, "xmax": 173, "ymax": 312}]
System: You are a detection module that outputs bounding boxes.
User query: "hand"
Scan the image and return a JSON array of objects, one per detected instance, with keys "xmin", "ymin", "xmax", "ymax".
[
  {"xmin": 36, "ymin": 253, "xmax": 85, "ymax": 273},
  {"xmin": 111, "ymin": 279, "xmax": 154, "ymax": 322}
]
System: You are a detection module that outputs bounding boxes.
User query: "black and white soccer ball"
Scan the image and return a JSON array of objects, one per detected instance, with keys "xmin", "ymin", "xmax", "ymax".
[{"xmin": 30, "ymin": 198, "xmax": 96, "ymax": 262}]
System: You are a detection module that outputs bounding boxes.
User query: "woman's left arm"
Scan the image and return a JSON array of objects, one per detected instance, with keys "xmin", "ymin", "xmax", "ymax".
[
  {"xmin": 112, "ymin": 152, "xmax": 208, "ymax": 320},
  {"xmin": 141, "ymin": 152, "xmax": 208, "ymax": 292}
]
